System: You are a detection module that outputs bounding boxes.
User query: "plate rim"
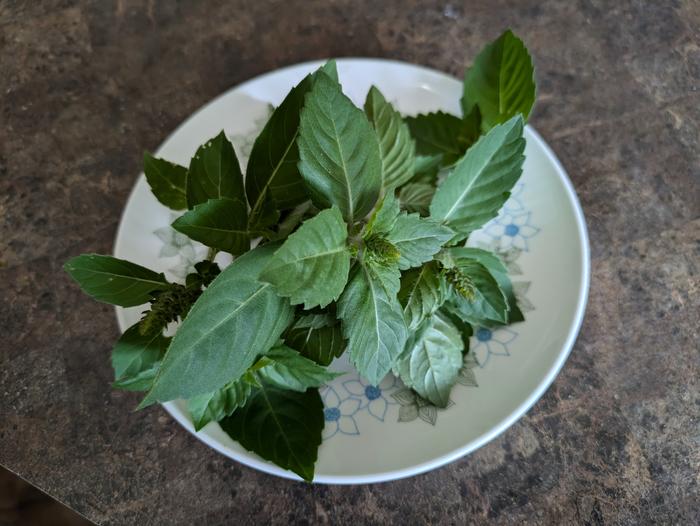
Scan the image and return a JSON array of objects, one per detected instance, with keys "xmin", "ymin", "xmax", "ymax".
[{"xmin": 113, "ymin": 57, "xmax": 591, "ymax": 484}]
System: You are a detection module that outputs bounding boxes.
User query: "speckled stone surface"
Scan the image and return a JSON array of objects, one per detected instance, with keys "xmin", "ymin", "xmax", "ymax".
[{"xmin": 1, "ymin": 1, "xmax": 698, "ymax": 524}]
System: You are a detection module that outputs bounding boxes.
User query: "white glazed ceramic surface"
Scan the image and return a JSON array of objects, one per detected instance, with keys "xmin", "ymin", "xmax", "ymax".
[{"xmin": 114, "ymin": 59, "xmax": 590, "ymax": 484}]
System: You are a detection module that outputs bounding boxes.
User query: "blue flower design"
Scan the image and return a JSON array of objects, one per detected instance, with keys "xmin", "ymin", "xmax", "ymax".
[
  {"xmin": 341, "ymin": 375, "xmax": 399, "ymax": 422},
  {"xmin": 321, "ymin": 386, "xmax": 361, "ymax": 439},
  {"xmin": 471, "ymin": 327, "xmax": 518, "ymax": 368},
  {"xmin": 485, "ymin": 211, "xmax": 539, "ymax": 251}
]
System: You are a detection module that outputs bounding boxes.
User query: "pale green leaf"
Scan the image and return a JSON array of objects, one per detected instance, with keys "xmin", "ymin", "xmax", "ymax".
[
  {"xmin": 187, "ymin": 377, "xmax": 253, "ymax": 431},
  {"xmin": 462, "ymin": 29, "xmax": 536, "ymax": 130},
  {"xmin": 143, "ymin": 153, "xmax": 188, "ymax": 210},
  {"xmin": 187, "ymin": 131, "xmax": 245, "ymax": 208},
  {"xmin": 64, "ymin": 254, "xmax": 169, "ymax": 307},
  {"xmin": 429, "ymin": 116, "xmax": 525, "ymax": 237},
  {"xmin": 260, "ymin": 206, "xmax": 350, "ymax": 309},
  {"xmin": 257, "ymin": 345, "xmax": 341, "ymax": 391},
  {"xmin": 298, "ymin": 72, "xmax": 382, "ymax": 223},
  {"xmin": 365, "ymin": 193, "xmax": 400, "ymax": 235},
  {"xmin": 112, "ymin": 363, "xmax": 160, "ymax": 392},
  {"xmin": 172, "ymin": 197, "xmax": 249, "ymax": 255},
  {"xmin": 442, "ymin": 256, "xmax": 509, "ymax": 325},
  {"xmin": 338, "ymin": 263, "xmax": 407, "ymax": 384},
  {"xmin": 364, "ymin": 86, "xmax": 415, "ymax": 189},
  {"xmin": 398, "ymin": 262, "xmax": 449, "ymax": 329},
  {"xmin": 446, "ymin": 247, "xmax": 523, "ymax": 323},
  {"xmin": 386, "ymin": 213, "xmax": 454, "ymax": 270},
  {"xmin": 140, "ymin": 244, "xmax": 295, "ymax": 406},
  {"xmin": 220, "ymin": 384, "xmax": 324, "ymax": 481},
  {"xmin": 394, "ymin": 311, "xmax": 464, "ymax": 407}
]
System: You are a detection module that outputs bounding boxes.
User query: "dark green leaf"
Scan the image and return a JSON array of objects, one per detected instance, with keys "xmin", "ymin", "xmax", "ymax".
[
  {"xmin": 405, "ymin": 111, "xmax": 476, "ymax": 165},
  {"xmin": 111, "ymin": 323, "xmax": 169, "ymax": 381},
  {"xmin": 429, "ymin": 116, "xmax": 525, "ymax": 237},
  {"xmin": 285, "ymin": 314, "xmax": 345, "ymax": 366},
  {"xmin": 64, "ymin": 254, "xmax": 169, "ymax": 307},
  {"xmin": 172, "ymin": 198, "xmax": 249, "ymax": 254},
  {"xmin": 364, "ymin": 86, "xmax": 415, "ymax": 189},
  {"xmin": 246, "ymin": 75, "xmax": 313, "ymax": 231},
  {"xmin": 188, "ymin": 378, "xmax": 253, "ymax": 431},
  {"xmin": 398, "ymin": 182, "xmax": 435, "ymax": 216},
  {"xmin": 187, "ymin": 131, "xmax": 245, "ymax": 208},
  {"xmin": 140, "ymin": 245, "xmax": 295, "ymax": 406},
  {"xmin": 462, "ymin": 29, "xmax": 536, "ymax": 130},
  {"xmin": 220, "ymin": 384, "xmax": 324, "ymax": 482},
  {"xmin": 143, "ymin": 153, "xmax": 188, "ymax": 210},
  {"xmin": 413, "ymin": 154, "xmax": 443, "ymax": 183},
  {"xmin": 338, "ymin": 263, "xmax": 407, "ymax": 384},
  {"xmin": 260, "ymin": 206, "xmax": 351, "ymax": 309},
  {"xmin": 298, "ymin": 72, "xmax": 382, "ymax": 223}
]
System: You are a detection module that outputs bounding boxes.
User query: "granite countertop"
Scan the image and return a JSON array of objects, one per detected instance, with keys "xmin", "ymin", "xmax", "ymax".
[{"xmin": 1, "ymin": 1, "xmax": 698, "ymax": 524}]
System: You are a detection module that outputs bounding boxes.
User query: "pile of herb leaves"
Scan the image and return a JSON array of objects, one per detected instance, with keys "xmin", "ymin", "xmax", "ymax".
[{"xmin": 65, "ymin": 29, "xmax": 536, "ymax": 482}]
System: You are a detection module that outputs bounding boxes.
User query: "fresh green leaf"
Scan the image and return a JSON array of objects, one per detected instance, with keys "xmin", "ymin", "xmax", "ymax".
[
  {"xmin": 188, "ymin": 378, "xmax": 253, "ymax": 431},
  {"xmin": 318, "ymin": 59, "xmax": 338, "ymax": 82},
  {"xmin": 112, "ymin": 362, "xmax": 160, "ymax": 392},
  {"xmin": 172, "ymin": 198, "xmax": 249, "ymax": 254},
  {"xmin": 399, "ymin": 262, "xmax": 448, "ymax": 329},
  {"xmin": 364, "ymin": 86, "xmax": 415, "ymax": 189},
  {"xmin": 140, "ymin": 244, "xmax": 295, "ymax": 406},
  {"xmin": 429, "ymin": 115, "xmax": 525, "ymax": 237},
  {"xmin": 440, "ymin": 255, "xmax": 509, "ymax": 325},
  {"xmin": 285, "ymin": 313, "xmax": 345, "ymax": 366},
  {"xmin": 405, "ymin": 111, "xmax": 476, "ymax": 165},
  {"xmin": 414, "ymin": 154, "xmax": 443, "ymax": 181},
  {"xmin": 439, "ymin": 302, "xmax": 474, "ymax": 349},
  {"xmin": 394, "ymin": 311, "xmax": 464, "ymax": 407},
  {"xmin": 272, "ymin": 201, "xmax": 313, "ymax": 241},
  {"xmin": 260, "ymin": 206, "xmax": 350, "ymax": 309},
  {"xmin": 64, "ymin": 254, "xmax": 169, "ymax": 307},
  {"xmin": 219, "ymin": 384, "xmax": 324, "ymax": 482},
  {"xmin": 385, "ymin": 213, "xmax": 454, "ymax": 270},
  {"xmin": 462, "ymin": 29, "xmax": 536, "ymax": 130},
  {"xmin": 298, "ymin": 72, "xmax": 382, "ymax": 223},
  {"xmin": 445, "ymin": 246, "xmax": 523, "ymax": 322},
  {"xmin": 246, "ymin": 75, "xmax": 314, "ymax": 231},
  {"xmin": 187, "ymin": 131, "xmax": 246, "ymax": 208},
  {"xmin": 112, "ymin": 323, "xmax": 169, "ymax": 381},
  {"xmin": 257, "ymin": 345, "xmax": 341, "ymax": 391},
  {"xmin": 398, "ymin": 182, "xmax": 435, "ymax": 216},
  {"xmin": 364, "ymin": 256, "xmax": 401, "ymax": 297},
  {"xmin": 338, "ymin": 263, "xmax": 407, "ymax": 385},
  {"xmin": 143, "ymin": 153, "xmax": 188, "ymax": 210},
  {"xmin": 365, "ymin": 193, "xmax": 400, "ymax": 235}
]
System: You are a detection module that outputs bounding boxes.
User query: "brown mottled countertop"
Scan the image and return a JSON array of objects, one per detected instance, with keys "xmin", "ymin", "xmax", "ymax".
[{"xmin": 1, "ymin": 1, "xmax": 698, "ymax": 524}]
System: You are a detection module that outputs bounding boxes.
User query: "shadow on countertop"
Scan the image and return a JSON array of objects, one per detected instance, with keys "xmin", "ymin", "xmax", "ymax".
[{"xmin": 0, "ymin": 466, "xmax": 93, "ymax": 526}]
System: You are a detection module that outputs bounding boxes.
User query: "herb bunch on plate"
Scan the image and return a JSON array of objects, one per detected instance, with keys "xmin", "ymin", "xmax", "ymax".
[{"xmin": 65, "ymin": 30, "xmax": 536, "ymax": 481}]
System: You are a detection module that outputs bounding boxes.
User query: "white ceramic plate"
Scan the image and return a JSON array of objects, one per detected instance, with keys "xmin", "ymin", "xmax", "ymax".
[{"xmin": 114, "ymin": 59, "xmax": 590, "ymax": 484}]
